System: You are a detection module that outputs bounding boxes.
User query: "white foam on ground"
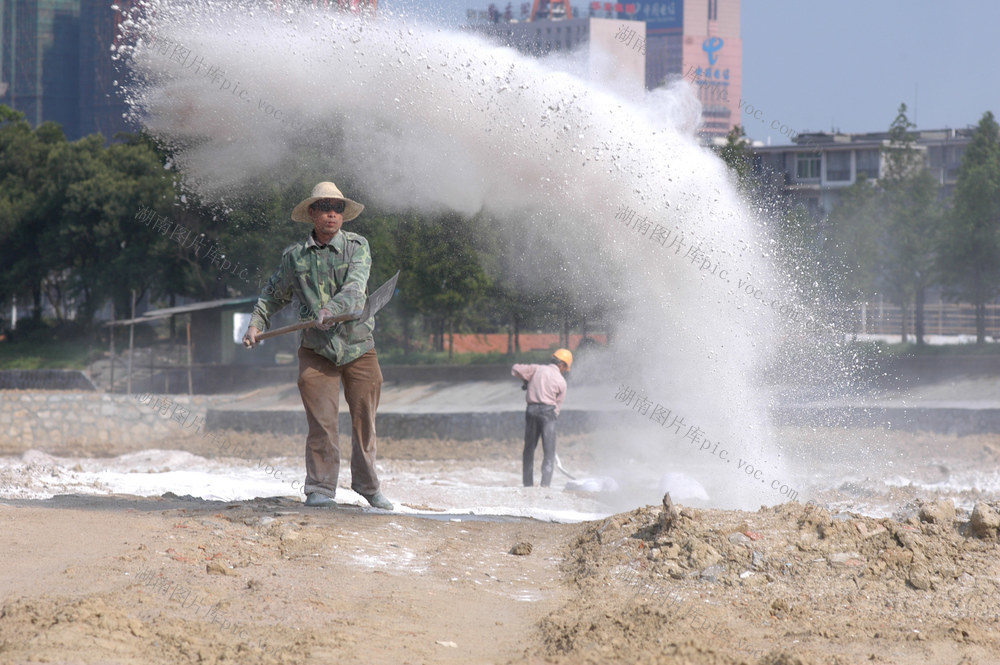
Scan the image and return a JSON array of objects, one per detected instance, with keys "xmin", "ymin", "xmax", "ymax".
[
  {"xmin": 0, "ymin": 450, "xmax": 609, "ymax": 523},
  {"xmin": 8, "ymin": 434, "xmax": 1000, "ymax": 521}
]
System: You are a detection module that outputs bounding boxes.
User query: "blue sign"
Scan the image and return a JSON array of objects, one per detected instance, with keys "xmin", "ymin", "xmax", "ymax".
[
  {"xmin": 637, "ymin": 1, "xmax": 682, "ymax": 30},
  {"xmin": 702, "ymin": 36, "xmax": 723, "ymax": 65},
  {"xmin": 590, "ymin": 1, "xmax": 683, "ymax": 31}
]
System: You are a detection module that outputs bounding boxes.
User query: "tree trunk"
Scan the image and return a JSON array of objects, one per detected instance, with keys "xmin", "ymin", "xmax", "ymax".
[
  {"xmin": 914, "ymin": 286, "xmax": 925, "ymax": 346},
  {"xmin": 169, "ymin": 293, "xmax": 177, "ymax": 341},
  {"xmin": 402, "ymin": 314, "xmax": 411, "ymax": 355},
  {"xmin": 44, "ymin": 281, "xmax": 64, "ymax": 321},
  {"xmin": 899, "ymin": 301, "xmax": 908, "ymax": 344},
  {"xmin": 506, "ymin": 314, "xmax": 514, "ymax": 355},
  {"xmin": 80, "ymin": 284, "xmax": 97, "ymax": 327},
  {"xmin": 514, "ymin": 314, "xmax": 521, "ymax": 353},
  {"xmin": 435, "ymin": 317, "xmax": 445, "ymax": 352},
  {"xmin": 562, "ymin": 314, "xmax": 570, "ymax": 349},
  {"xmin": 32, "ymin": 286, "xmax": 42, "ymax": 322},
  {"xmin": 977, "ymin": 301, "xmax": 987, "ymax": 345},
  {"xmin": 447, "ymin": 319, "xmax": 454, "ymax": 360},
  {"xmin": 975, "ymin": 274, "xmax": 987, "ymax": 345}
]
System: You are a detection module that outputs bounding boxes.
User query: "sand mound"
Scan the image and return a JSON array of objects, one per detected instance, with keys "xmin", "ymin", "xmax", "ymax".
[{"xmin": 525, "ymin": 499, "xmax": 1000, "ymax": 664}]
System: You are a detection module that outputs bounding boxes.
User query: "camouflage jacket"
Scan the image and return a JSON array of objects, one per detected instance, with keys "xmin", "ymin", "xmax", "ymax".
[{"xmin": 249, "ymin": 230, "xmax": 374, "ymax": 366}]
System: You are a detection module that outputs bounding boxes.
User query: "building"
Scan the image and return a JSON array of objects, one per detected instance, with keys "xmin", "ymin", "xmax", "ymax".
[
  {"xmin": 79, "ymin": 0, "xmax": 138, "ymax": 139},
  {"xmin": 465, "ymin": 0, "xmax": 742, "ymax": 139},
  {"xmin": 752, "ymin": 127, "xmax": 973, "ymax": 218},
  {"xmin": 0, "ymin": 0, "xmax": 82, "ymax": 137},
  {"xmin": 0, "ymin": 0, "xmax": 152, "ymax": 140},
  {"xmin": 1, "ymin": 0, "xmax": 376, "ymax": 142}
]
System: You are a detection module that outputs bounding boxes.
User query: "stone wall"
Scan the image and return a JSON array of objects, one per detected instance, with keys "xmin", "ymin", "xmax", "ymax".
[
  {"xmin": 0, "ymin": 391, "xmax": 226, "ymax": 449},
  {"xmin": 4, "ymin": 390, "xmax": 1000, "ymax": 449}
]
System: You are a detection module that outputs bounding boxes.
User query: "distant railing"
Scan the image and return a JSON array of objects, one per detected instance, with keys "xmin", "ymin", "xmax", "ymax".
[{"xmin": 855, "ymin": 301, "xmax": 1000, "ymax": 338}]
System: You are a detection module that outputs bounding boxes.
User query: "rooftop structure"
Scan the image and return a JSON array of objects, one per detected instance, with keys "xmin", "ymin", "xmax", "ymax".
[
  {"xmin": 465, "ymin": 0, "xmax": 743, "ymax": 139},
  {"xmin": 751, "ymin": 127, "xmax": 973, "ymax": 218}
]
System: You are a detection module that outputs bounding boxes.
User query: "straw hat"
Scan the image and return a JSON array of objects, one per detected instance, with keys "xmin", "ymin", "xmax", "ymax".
[{"xmin": 291, "ymin": 181, "xmax": 365, "ymax": 223}]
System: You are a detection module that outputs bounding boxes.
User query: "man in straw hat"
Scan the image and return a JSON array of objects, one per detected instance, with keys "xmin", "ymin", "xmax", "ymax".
[
  {"xmin": 512, "ymin": 349, "xmax": 572, "ymax": 487},
  {"xmin": 242, "ymin": 181, "xmax": 393, "ymax": 510}
]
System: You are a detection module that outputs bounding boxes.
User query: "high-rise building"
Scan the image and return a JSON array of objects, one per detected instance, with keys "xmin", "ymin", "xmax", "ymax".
[
  {"xmin": 2, "ymin": 0, "xmax": 376, "ymax": 141},
  {"xmin": 78, "ymin": 0, "xmax": 137, "ymax": 139},
  {"xmin": 0, "ymin": 0, "xmax": 81, "ymax": 137},
  {"xmin": 677, "ymin": 0, "xmax": 740, "ymax": 140},
  {"xmin": 465, "ymin": 0, "xmax": 742, "ymax": 140}
]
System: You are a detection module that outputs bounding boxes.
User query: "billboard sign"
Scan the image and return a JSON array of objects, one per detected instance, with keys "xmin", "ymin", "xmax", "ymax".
[{"xmin": 588, "ymin": 1, "xmax": 683, "ymax": 31}]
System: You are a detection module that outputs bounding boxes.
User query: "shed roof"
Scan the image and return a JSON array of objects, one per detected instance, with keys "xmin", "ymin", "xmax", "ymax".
[{"xmin": 104, "ymin": 296, "xmax": 256, "ymax": 327}]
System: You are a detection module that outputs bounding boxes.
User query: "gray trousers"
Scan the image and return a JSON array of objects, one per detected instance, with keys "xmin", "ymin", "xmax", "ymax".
[{"xmin": 523, "ymin": 403, "xmax": 557, "ymax": 487}]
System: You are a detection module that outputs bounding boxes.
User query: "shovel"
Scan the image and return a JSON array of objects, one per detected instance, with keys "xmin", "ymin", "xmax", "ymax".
[
  {"xmin": 555, "ymin": 453, "xmax": 576, "ymax": 480},
  {"xmin": 254, "ymin": 271, "xmax": 399, "ymax": 342}
]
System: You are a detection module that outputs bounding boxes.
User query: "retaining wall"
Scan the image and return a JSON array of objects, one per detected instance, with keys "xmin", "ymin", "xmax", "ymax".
[
  {"xmin": 97, "ymin": 363, "xmax": 516, "ymax": 394},
  {"xmin": 0, "ymin": 392, "xmax": 224, "ymax": 449},
  {"xmin": 207, "ymin": 408, "xmax": 636, "ymax": 441},
  {"xmin": 2, "ymin": 391, "xmax": 999, "ymax": 448},
  {"xmin": 770, "ymin": 406, "xmax": 1000, "ymax": 437}
]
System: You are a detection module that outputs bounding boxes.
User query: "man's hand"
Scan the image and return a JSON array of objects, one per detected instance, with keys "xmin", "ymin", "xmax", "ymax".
[
  {"xmin": 243, "ymin": 326, "xmax": 260, "ymax": 348},
  {"xmin": 315, "ymin": 308, "xmax": 335, "ymax": 331}
]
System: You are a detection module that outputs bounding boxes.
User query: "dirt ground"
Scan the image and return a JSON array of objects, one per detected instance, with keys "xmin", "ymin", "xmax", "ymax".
[{"xmin": 2, "ymin": 429, "xmax": 1000, "ymax": 664}]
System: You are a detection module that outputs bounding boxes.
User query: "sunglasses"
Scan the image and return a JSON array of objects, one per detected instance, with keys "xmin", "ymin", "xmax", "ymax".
[{"xmin": 311, "ymin": 199, "xmax": 346, "ymax": 214}]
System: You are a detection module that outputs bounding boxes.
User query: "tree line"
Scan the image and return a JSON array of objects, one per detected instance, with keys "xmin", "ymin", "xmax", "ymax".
[
  {"xmin": 0, "ymin": 105, "xmax": 606, "ymax": 355},
  {"xmin": 4, "ymin": 102, "xmax": 999, "ymax": 352}
]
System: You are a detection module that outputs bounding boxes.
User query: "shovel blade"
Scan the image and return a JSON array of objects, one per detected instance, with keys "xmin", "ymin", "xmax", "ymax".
[{"xmin": 358, "ymin": 270, "xmax": 400, "ymax": 323}]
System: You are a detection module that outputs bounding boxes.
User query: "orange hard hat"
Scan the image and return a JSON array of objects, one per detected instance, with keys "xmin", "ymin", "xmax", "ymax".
[{"xmin": 552, "ymin": 348, "xmax": 573, "ymax": 371}]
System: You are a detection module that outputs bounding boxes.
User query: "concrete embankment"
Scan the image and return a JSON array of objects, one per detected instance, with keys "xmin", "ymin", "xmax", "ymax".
[{"xmin": 4, "ymin": 358, "xmax": 1000, "ymax": 446}]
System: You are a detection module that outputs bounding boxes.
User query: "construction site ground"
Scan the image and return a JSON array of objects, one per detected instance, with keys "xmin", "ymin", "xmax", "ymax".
[{"xmin": 2, "ymin": 373, "xmax": 1000, "ymax": 664}]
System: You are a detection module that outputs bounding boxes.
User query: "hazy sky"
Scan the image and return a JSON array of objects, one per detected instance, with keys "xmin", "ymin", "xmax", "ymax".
[{"xmin": 382, "ymin": 0, "xmax": 1000, "ymax": 145}]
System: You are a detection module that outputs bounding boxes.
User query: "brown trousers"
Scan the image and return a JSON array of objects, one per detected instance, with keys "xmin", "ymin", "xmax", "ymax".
[{"xmin": 298, "ymin": 347, "xmax": 383, "ymax": 499}]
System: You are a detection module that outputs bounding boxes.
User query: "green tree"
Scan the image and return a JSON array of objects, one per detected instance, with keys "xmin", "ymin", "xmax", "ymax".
[
  {"xmin": 350, "ymin": 211, "xmax": 421, "ymax": 353},
  {"xmin": 474, "ymin": 211, "xmax": 567, "ymax": 355},
  {"xmin": 58, "ymin": 134, "xmax": 178, "ymax": 324},
  {"xmin": 0, "ymin": 107, "xmax": 68, "ymax": 323},
  {"xmin": 878, "ymin": 103, "xmax": 943, "ymax": 345},
  {"xmin": 826, "ymin": 105, "xmax": 944, "ymax": 344},
  {"xmin": 392, "ymin": 212, "xmax": 492, "ymax": 357},
  {"xmin": 826, "ymin": 176, "xmax": 882, "ymax": 305},
  {"xmin": 939, "ymin": 110, "xmax": 1000, "ymax": 344},
  {"xmin": 0, "ymin": 115, "xmax": 185, "ymax": 331},
  {"xmin": 714, "ymin": 124, "xmax": 754, "ymax": 194}
]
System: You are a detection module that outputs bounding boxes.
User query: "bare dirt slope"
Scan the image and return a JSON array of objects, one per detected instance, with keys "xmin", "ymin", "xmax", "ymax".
[
  {"xmin": 0, "ymin": 495, "xmax": 578, "ymax": 665},
  {"xmin": 4, "ymin": 491, "xmax": 1000, "ymax": 664}
]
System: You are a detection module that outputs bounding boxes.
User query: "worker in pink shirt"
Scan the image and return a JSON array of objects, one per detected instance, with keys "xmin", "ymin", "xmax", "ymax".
[{"xmin": 512, "ymin": 349, "xmax": 573, "ymax": 487}]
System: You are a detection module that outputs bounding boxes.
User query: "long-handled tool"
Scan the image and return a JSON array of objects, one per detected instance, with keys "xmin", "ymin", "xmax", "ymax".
[
  {"xmin": 254, "ymin": 271, "xmax": 399, "ymax": 342},
  {"xmin": 555, "ymin": 453, "xmax": 576, "ymax": 480}
]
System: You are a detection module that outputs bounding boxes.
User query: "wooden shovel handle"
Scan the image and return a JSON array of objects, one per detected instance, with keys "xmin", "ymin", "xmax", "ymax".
[{"xmin": 255, "ymin": 310, "xmax": 361, "ymax": 342}]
